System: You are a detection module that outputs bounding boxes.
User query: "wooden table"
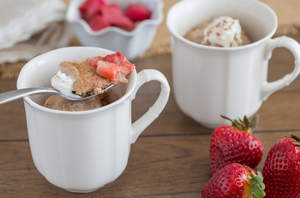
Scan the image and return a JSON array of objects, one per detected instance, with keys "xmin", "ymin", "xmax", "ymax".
[{"xmin": 0, "ymin": 34, "xmax": 300, "ymax": 198}]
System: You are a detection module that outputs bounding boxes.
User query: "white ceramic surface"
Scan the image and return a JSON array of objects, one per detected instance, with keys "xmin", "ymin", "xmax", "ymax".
[
  {"xmin": 67, "ymin": 0, "xmax": 163, "ymax": 60},
  {"xmin": 167, "ymin": 0, "xmax": 300, "ymax": 128},
  {"xmin": 16, "ymin": 47, "xmax": 170, "ymax": 193}
]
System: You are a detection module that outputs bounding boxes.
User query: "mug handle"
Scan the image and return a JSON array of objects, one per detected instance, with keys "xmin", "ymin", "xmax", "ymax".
[
  {"xmin": 261, "ymin": 36, "xmax": 300, "ymax": 101},
  {"xmin": 130, "ymin": 69, "xmax": 170, "ymax": 143}
]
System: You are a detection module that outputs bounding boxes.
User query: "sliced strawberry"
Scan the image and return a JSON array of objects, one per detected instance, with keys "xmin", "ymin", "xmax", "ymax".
[
  {"xmin": 88, "ymin": 56, "xmax": 104, "ymax": 67},
  {"xmin": 88, "ymin": 52, "xmax": 126, "ymax": 67},
  {"xmin": 120, "ymin": 61, "xmax": 135, "ymax": 75},
  {"xmin": 88, "ymin": 15, "xmax": 110, "ymax": 31},
  {"xmin": 125, "ymin": 4, "xmax": 152, "ymax": 22},
  {"xmin": 82, "ymin": 9, "xmax": 101, "ymax": 22},
  {"xmin": 101, "ymin": 4, "xmax": 134, "ymax": 30},
  {"xmin": 115, "ymin": 72, "xmax": 128, "ymax": 83},
  {"xmin": 79, "ymin": 0, "xmax": 107, "ymax": 14},
  {"xmin": 96, "ymin": 60, "xmax": 120, "ymax": 80},
  {"xmin": 104, "ymin": 51, "xmax": 127, "ymax": 65},
  {"xmin": 89, "ymin": 52, "xmax": 135, "ymax": 81},
  {"xmin": 79, "ymin": 0, "xmax": 107, "ymax": 21},
  {"xmin": 104, "ymin": 52, "xmax": 135, "ymax": 75}
]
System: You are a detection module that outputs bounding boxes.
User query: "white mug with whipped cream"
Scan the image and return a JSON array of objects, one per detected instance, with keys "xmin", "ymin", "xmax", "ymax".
[
  {"xmin": 17, "ymin": 47, "xmax": 170, "ymax": 193},
  {"xmin": 167, "ymin": 0, "xmax": 300, "ymax": 128}
]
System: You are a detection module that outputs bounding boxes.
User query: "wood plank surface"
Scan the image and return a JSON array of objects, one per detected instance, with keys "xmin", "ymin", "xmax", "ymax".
[
  {"xmin": 0, "ymin": 131, "xmax": 298, "ymax": 197},
  {"xmin": 1, "ymin": 35, "xmax": 300, "ymax": 139},
  {"xmin": 0, "ymin": 34, "xmax": 299, "ymax": 197}
]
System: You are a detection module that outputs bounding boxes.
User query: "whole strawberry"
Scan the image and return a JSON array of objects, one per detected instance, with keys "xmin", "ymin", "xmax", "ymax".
[
  {"xmin": 210, "ymin": 115, "xmax": 264, "ymax": 175},
  {"xmin": 202, "ymin": 163, "xmax": 266, "ymax": 198},
  {"xmin": 262, "ymin": 135, "xmax": 300, "ymax": 198}
]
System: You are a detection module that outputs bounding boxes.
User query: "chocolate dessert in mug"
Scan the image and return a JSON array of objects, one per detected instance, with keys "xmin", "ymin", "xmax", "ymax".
[
  {"xmin": 167, "ymin": 0, "xmax": 300, "ymax": 128},
  {"xmin": 16, "ymin": 47, "xmax": 170, "ymax": 193},
  {"xmin": 45, "ymin": 51, "xmax": 135, "ymax": 111},
  {"xmin": 186, "ymin": 16, "xmax": 251, "ymax": 47}
]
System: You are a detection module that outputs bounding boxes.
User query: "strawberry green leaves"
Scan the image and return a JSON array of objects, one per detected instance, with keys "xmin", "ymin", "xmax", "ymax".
[
  {"xmin": 291, "ymin": 134, "xmax": 300, "ymax": 146},
  {"xmin": 221, "ymin": 115, "xmax": 259, "ymax": 133},
  {"xmin": 248, "ymin": 171, "xmax": 266, "ymax": 198}
]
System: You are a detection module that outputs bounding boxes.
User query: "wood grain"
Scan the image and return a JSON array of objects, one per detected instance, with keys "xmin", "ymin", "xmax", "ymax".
[
  {"xmin": 1, "ymin": 45, "xmax": 300, "ymax": 139},
  {"xmin": 0, "ymin": 131, "xmax": 298, "ymax": 197},
  {"xmin": 0, "ymin": 34, "xmax": 299, "ymax": 197}
]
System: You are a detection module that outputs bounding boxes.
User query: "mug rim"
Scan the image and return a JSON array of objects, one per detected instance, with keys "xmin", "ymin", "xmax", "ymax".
[
  {"xmin": 16, "ymin": 47, "xmax": 137, "ymax": 115},
  {"xmin": 166, "ymin": 0, "xmax": 278, "ymax": 51}
]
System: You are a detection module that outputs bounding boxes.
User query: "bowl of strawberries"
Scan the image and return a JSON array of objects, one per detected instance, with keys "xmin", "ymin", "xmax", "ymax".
[{"xmin": 67, "ymin": 0, "xmax": 163, "ymax": 60}]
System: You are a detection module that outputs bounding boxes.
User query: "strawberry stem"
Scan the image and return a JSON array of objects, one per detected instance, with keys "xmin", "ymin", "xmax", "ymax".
[
  {"xmin": 291, "ymin": 134, "xmax": 300, "ymax": 146},
  {"xmin": 220, "ymin": 115, "xmax": 258, "ymax": 133},
  {"xmin": 247, "ymin": 170, "xmax": 266, "ymax": 198}
]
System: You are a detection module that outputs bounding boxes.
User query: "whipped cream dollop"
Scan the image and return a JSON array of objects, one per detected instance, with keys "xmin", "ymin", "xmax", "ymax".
[
  {"xmin": 202, "ymin": 16, "xmax": 243, "ymax": 47},
  {"xmin": 51, "ymin": 71, "xmax": 75, "ymax": 97}
]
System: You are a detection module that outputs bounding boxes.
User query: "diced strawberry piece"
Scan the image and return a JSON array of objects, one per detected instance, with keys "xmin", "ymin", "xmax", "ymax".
[
  {"xmin": 79, "ymin": 0, "xmax": 94, "ymax": 14},
  {"xmin": 96, "ymin": 60, "xmax": 120, "ymax": 80},
  {"xmin": 104, "ymin": 52, "xmax": 135, "ymax": 75},
  {"xmin": 88, "ymin": 56, "xmax": 104, "ymax": 67},
  {"xmin": 115, "ymin": 72, "xmax": 128, "ymax": 83},
  {"xmin": 100, "ymin": 4, "xmax": 134, "ymax": 29},
  {"xmin": 89, "ymin": 52, "xmax": 135, "ymax": 81},
  {"xmin": 79, "ymin": 0, "xmax": 107, "ymax": 21},
  {"xmin": 114, "ymin": 16, "xmax": 134, "ymax": 30},
  {"xmin": 104, "ymin": 51, "xmax": 127, "ymax": 65},
  {"xmin": 79, "ymin": 0, "xmax": 107, "ymax": 14},
  {"xmin": 125, "ymin": 4, "xmax": 152, "ymax": 22},
  {"xmin": 120, "ymin": 61, "xmax": 135, "ymax": 75},
  {"xmin": 88, "ymin": 15, "xmax": 110, "ymax": 31},
  {"xmin": 82, "ymin": 8, "xmax": 101, "ymax": 22},
  {"xmin": 88, "ymin": 58, "xmax": 98, "ymax": 67}
]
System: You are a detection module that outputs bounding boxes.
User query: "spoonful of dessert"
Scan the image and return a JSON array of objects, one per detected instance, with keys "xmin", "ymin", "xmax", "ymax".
[
  {"xmin": 0, "ymin": 52, "xmax": 135, "ymax": 104},
  {"xmin": 0, "ymin": 85, "xmax": 115, "ymax": 104}
]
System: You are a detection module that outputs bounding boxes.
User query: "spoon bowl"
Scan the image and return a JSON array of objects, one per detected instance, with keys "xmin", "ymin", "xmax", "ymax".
[{"xmin": 0, "ymin": 84, "xmax": 114, "ymax": 104}]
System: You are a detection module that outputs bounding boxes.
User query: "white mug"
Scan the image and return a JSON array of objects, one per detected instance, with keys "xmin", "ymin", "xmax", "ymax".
[
  {"xmin": 167, "ymin": 0, "xmax": 300, "ymax": 128},
  {"xmin": 16, "ymin": 47, "xmax": 170, "ymax": 193}
]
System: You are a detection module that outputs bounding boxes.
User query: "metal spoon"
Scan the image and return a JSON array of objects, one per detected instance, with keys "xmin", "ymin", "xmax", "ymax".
[{"xmin": 0, "ymin": 84, "xmax": 114, "ymax": 104}]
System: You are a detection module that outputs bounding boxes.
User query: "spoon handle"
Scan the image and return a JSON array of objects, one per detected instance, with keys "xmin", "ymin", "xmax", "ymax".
[{"xmin": 0, "ymin": 88, "xmax": 57, "ymax": 104}]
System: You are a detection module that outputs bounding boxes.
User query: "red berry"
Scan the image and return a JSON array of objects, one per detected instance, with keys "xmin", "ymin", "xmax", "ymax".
[
  {"xmin": 263, "ymin": 136, "xmax": 300, "ymax": 198},
  {"xmin": 125, "ymin": 4, "xmax": 152, "ymax": 22},
  {"xmin": 89, "ymin": 52, "xmax": 135, "ymax": 81},
  {"xmin": 119, "ymin": 61, "xmax": 135, "ymax": 75},
  {"xmin": 104, "ymin": 52, "xmax": 135, "ymax": 75},
  {"xmin": 87, "ymin": 56, "xmax": 104, "ymax": 67},
  {"xmin": 210, "ymin": 116, "xmax": 264, "ymax": 175},
  {"xmin": 79, "ymin": 0, "xmax": 106, "ymax": 13},
  {"xmin": 96, "ymin": 60, "xmax": 120, "ymax": 80},
  {"xmin": 104, "ymin": 51, "xmax": 127, "ymax": 65},
  {"xmin": 88, "ymin": 15, "xmax": 109, "ymax": 31},
  {"xmin": 79, "ymin": 0, "xmax": 107, "ymax": 21},
  {"xmin": 100, "ymin": 4, "xmax": 134, "ymax": 30},
  {"xmin": 202, "ymin": 163, "xmax": 265, "ymax": 198}
]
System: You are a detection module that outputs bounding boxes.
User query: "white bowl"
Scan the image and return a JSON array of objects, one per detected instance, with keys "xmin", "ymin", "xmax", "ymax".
[{"xmin": 67, "ymin": 0, "xmax": 163, "ymax": 60}]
